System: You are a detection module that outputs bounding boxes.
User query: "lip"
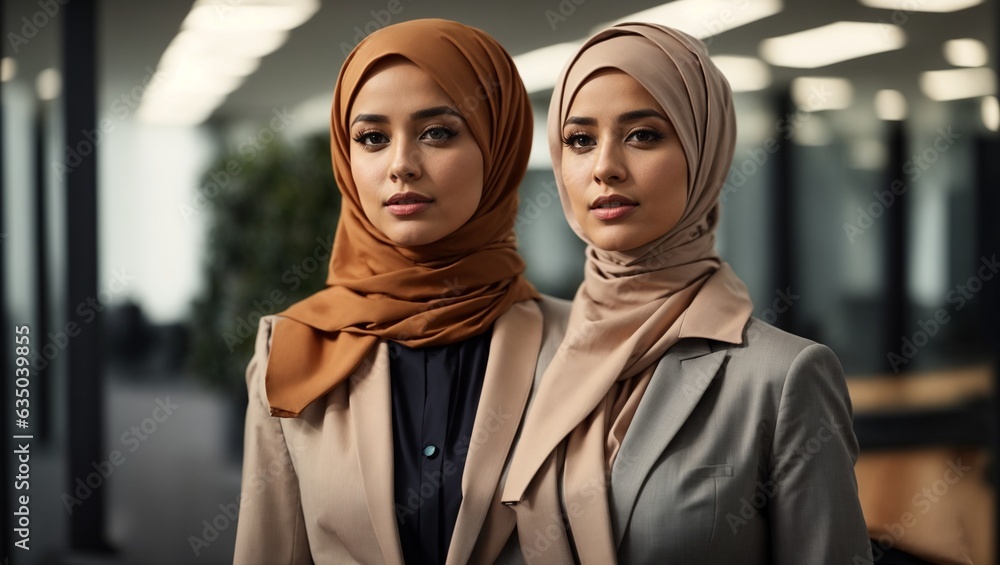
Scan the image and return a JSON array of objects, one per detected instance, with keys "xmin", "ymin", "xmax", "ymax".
[
  {"xmin": 385, "ymin": 191, "xmax": 434, "ymax": 217},
  {"xmin": 589, "ymin": 194, "xmax": 638, "ymax": 221}
]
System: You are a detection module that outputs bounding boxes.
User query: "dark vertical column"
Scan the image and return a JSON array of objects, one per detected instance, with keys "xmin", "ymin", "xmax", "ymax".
[
  {"xmin": 771, "ymin": 87, "xmax": 798, "ymax": 334},
  {"xmin": 975, "ymin": 132, "xmax": 1000, "ymax": 563},
  {"xmin": 33, "ymin": 103, "xmax": 50, "ymax": 444},
  {"xmin": 882, "ymin": 120, "xmax": 908, "ymax": 371},
  {"xmin": 1, "ymin": 1, "xmax": 10, "ymax": 559},
  {"xmin": 990, "ymin": 2, "xmax": 1000, "ymax": 551},
  {"xmin": 63, "ymin": 0, "xmax": 111, "ymax": 552}
]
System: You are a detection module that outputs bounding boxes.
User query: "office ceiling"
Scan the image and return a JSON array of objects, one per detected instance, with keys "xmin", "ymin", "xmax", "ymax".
[{"xmin": 3, "ymin": 0, "xmax": 996, "ymax": 126}]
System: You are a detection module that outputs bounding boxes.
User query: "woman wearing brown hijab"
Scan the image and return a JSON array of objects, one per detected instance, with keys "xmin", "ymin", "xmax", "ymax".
[
  {"xmin": 233, "ymin": 19, "xmax": 569, "ymax": 564},
  {"xmin": 500, "ymin": 24, "xmax": 873, "ymax": 564}
]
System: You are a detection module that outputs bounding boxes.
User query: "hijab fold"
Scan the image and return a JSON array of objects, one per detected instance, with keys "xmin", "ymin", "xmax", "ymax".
[
  {"xmin": 264, "ymin": 19, "xmax": 538, "ymax": 418},
  {"xmin": 501, "ymin": 23, "xmax": 754, "ymax": 559}
]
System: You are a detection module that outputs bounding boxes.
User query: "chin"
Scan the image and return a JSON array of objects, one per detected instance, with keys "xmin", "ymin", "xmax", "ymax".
[
  {"xmin": 584, "ymin": 225, "xmax": 646, "ymax": 253},
  {"xmin": 386, "ymin": 231, "xmax": 439, "ymax": 247},
  {"xmin": 382, "ymin": 224, "xmax": 446, "ymax": 247},
  {"xmin": 589, "ymin": 237, "xmax": 640, "ymax": 253}
]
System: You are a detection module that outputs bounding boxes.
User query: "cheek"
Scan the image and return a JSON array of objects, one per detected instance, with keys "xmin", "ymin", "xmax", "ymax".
[
  {"xmin": 651, "ymin": 157, "xmax": 688, "ymax": 226},
  {"xmin": 350, "ymin": 159, "xmax": 383, "ymax": 208},
  {"xmin": 665, "ymin": 156, "xmax": 688, "ymax": 186},
  {"xmin": 441, "ymin": 147, "xmax": 485, "ymax": 208},
  {"xmin": 560, "ymin": 166, "xmax": 591, "ymax": 214},
  {"xmin": 453, "ymin": 150, "xmax": 484, "ymax": 184},
  {"xmin": 659, "ymin": 146, "xmax": 688, "ymax": 186}
]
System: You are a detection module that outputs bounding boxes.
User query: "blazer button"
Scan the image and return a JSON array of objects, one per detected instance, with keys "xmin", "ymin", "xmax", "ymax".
[{"xmin": 423, "ymin": 444, "xmax": 439, "ymax": 459}]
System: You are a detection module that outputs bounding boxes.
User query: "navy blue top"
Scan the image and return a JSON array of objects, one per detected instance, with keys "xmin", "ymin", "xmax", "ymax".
[{"xmin": 388, "ymin": 327, "xmax": 492, "ymax": 564}]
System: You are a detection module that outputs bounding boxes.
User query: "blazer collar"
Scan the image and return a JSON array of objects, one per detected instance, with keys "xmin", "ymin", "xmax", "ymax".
[
  {"xmin": 348, "ymin": 341, "xmax": 405, "ymax": 564},
  {"xmin": 607, "ymin": 338, "xmax": 728, "ymax": 548},
  {"xmin": 447, "ymin": 300, "xmax": 543, "ymax": 564},
  {"xmin": 348, "ymin": 301, "xmax": 544, "ymax": 565}
]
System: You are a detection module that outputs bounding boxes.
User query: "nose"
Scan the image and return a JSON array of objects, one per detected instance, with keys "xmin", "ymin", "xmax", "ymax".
[
  {"xmin": 593, "ymin": 138, "xmax": 626, "ymax": 185},
  {"xmin": 388, "ymin": 138, "xmax": 421, "ymax": 182}
]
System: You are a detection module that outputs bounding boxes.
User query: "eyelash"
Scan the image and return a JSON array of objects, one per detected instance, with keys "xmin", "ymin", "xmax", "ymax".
[
  {"xmin": 351, "ymin": 125, "xmax": 460, "ymax": 151},
  {"xmin": 628, "ymin": 128, "xmax": 665, "ymax": 143},
  {"xmin": 561, "ymin": 128, "xmax": 665, "ymax": 152},
  {"xmin": 420, "ymin": 125, "xmax": 459, "ymax": 142},
  {"xmin": 561, "ymin": 132, "xmax": 591, "ymax": 148},
  {"xmin": 353, "ymin": 129, "xmax": 387, "ymax": 149}
]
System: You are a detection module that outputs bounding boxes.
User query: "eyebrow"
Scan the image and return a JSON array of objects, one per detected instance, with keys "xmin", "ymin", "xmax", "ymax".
[
  {"xmin": 411, "ymin": 106, "xmax": 463, "ymax": 121},
  {"xmin": 351, "ymin": 106, "xmax": 464, "ymax": 126},
  {"xmin": 563, "ymin": 108, "xmax": 670, "ymax": 128},
  {"xmin": 618, "ymin": 109, "xmax": 669, "ymax": 122}
]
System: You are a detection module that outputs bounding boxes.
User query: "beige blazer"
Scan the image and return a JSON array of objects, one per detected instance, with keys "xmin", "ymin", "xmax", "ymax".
[
  {"xmin": 232, "ymin": 296, "xmax": 570, "ymax": 565},
  {"xmin": 501, "ymin": 318, "xmax": 873, "ymax": 564}
]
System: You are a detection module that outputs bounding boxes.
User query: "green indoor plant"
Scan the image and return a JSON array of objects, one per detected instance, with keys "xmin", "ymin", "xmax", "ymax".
[{"xmin": 188, "ymin": 133, "xmax": 341, "ymax": 403}]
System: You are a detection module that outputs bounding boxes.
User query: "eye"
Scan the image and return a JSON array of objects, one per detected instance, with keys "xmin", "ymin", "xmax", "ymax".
[
  {"xmin": 626, "ymin": 128, "xmax": 664, "ymax": 144},
  {"xmin": 353, "ymin": 130, "xmax": 389, "ymax": 149},
  {"xmin": 562, "ymin": 133, "xmax": 596, "ymax": 150},
  {"xmin": 420, "ymin": 126, "xmax": 458, "ymax": 142}
]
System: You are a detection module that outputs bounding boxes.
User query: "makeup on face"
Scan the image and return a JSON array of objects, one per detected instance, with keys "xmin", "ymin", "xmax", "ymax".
[
  {"xmin": 349, "ymin": 60, "xmax": 485, "ymax": 247},
  {"xmin": 560, "ymin": 69, "xmax": 688, "ymax": 252}
]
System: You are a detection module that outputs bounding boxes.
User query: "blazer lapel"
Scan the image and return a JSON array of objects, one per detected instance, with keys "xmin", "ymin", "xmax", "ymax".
[
  {"xmin": 349, "ymin": 343, "xmax": 406, "ymax": 564},
  {"xmin": 609, "ymin": 339, "xmax": 728, "ymax": 547},
  {"xmin": 447, "ymin": 300, "xmax": 543, "ymax": 565}
]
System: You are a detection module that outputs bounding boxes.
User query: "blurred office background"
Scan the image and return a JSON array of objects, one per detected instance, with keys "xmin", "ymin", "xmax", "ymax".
[{"xmin": 1, "ymin": 0, "xmax": 998, "ymax": 563}]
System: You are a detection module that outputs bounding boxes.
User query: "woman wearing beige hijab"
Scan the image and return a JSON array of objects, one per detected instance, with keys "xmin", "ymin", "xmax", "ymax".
[
  {"xmin": 500, "ymin": 23, "xmax": 873, "ymax": 564},
  {"xmin": 233, "ymin": 19, "xmax": 569, "ymax": 564}
]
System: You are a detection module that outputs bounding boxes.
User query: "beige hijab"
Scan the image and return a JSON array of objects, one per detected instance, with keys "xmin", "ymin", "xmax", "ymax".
[{"xmin": 501, "ymin": 23, "xmax": 754, "ymax": 562}]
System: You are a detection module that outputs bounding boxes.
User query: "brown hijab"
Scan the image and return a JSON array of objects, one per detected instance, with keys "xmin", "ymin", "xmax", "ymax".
[
  {"xmin": 502, "ymin": 23, "xmax": 754, "ymax": 561},
  {"xmin": 264, "ymin": 19, "xmax": 538, "ymax": 418}
]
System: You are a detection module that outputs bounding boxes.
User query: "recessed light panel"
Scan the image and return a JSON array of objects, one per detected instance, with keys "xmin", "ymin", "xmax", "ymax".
[{"xmin": 761, "ymin": 22, "xmax": 906, "ymax": 68}]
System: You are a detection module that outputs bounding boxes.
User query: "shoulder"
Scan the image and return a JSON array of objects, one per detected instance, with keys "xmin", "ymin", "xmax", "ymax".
[
  {"xmin": 527, "ymin": 294, "xmax": 572, "ymax": 370},
  {"xmin": 251, "ymin": 314, "xmax": 284, "ymax": 361},
  {"xmin": 704, "ymin": 318, "xmax": 847, "ymax": 415},
  {"xmin": 534, "ymin": 294, "xmax": 571, "ymax": 343},
  {"xmin": 245, "ymin": 315, "xmax": 286, "ymax": 404},
  {"xmin": 725, "ymin": 317, "xmax": 840, "ymax": 377},
  {"xmin": 535, "ymin": 294, "xmax": 571, "ymax": 326}
]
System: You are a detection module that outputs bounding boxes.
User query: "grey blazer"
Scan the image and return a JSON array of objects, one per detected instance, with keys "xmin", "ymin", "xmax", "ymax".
[
  {"xmin": 501, "ymin": 317, "xmax": 873, "ymax": 564},
  {"xmin": 611, "ymin": 318, "xmax": 872, "ymax": 564}
]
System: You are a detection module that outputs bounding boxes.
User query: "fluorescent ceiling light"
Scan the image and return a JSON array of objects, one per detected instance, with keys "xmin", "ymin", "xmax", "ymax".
[
  {"xmin": 164, "ymin": 68, "xmax": 247, "ymax": 95},
  {"xmin": 791, "ymin": 77, "xmax": 853, "ymax": 111},
  {"xmin": 138, "ymin": 90, "xmax": 230, "ymax": 125},
  {"xmin": 711, "ymin": 55, "xmax": 771, "ymax": 92},
  {"xmin": 1, "ymin": 57, "xmax": 16, "ymax": 82},
  {"xmin": 160, "ymin": 48, "xmax": 261, "ymax": 78},
  {"xmin": 517, "ymin": 0, "xmax": 783, "ymax": 94},
  {"xmin": 858, "ymin": 0, "xmax": 982, "ymax": 12},
  {"xmin": 920, "ymin": 67, "xmax": 996, "ymax": 100},
  {"xmin": 943, "ymin": 38, "xmax": 989, "ymax": 67},
  {"xmin": 36, "ymin": 68, "xmax": 61, "ymax": 100},
  {"xmin": 981, "ymin": 96, "xmax": 999, "ymax": 131},
  {"xmin": 140, "ymin": 0, "xmax": 316, "ymax": 126},
  {"xmin": 874, "ymin": 89, "xmax": 907, "ymax": 120},
  {"xmin": 760, "ymin": 22, "xmax": 905, "ymax": 68},
  {"xmin": 166, "ymin": 29, "xmax": 290, "ymax": 60},
  {"xmin": 607, "ymin": 0, "xmax": 783, "ymax": 39},
  {"xmin": 184, "ymin": 0, "xmax": 319, "ymax": 32},
  {"xmin": 141, "ymin": 88, "xmax": 230, "ymax": 110},
  {"xmin": 138, "ymin": 102, "xmax": 219, "ymax": 127},
  {"xmin": 513, "ymin": 41, "xmax": 582, "ymax": 93}
]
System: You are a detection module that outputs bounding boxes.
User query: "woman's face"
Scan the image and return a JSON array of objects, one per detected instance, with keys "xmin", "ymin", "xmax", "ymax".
[
  {"xmin": 350, "ymin": 60, "xmax": 485, "ymax": 247},
  {"xmin": 560, "ymin": 69, "xmax": 688, "ymax": 252}
]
